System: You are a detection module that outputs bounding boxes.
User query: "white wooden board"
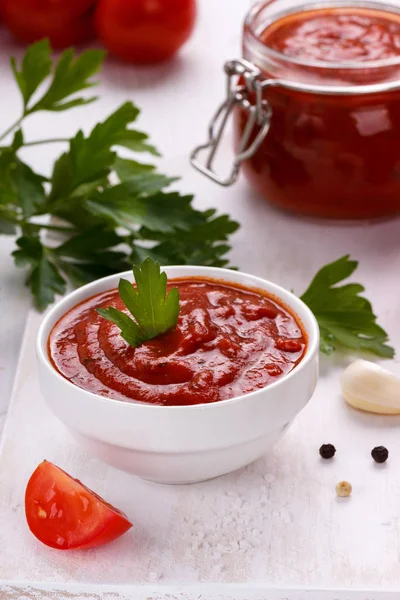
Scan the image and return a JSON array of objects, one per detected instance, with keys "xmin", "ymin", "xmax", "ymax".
[
  {"xmin": 1, "ymin": 156, "xmax": 400, "ymax": 592},
  {"xmin": 0, "ymin": 583, "xmax": 399, "ymax": 600},
  {"xmin": 1, "ymin": 0, "xmax": 400, "ymax": 595}
]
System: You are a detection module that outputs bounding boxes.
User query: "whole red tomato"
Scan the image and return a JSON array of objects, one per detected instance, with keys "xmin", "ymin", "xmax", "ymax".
[
  {"xmin": 95, "ymin": 0, "xmax": 196, "ymax": 64},
  {"xmin": 25, "ymin": 461, "xmax": 133, "ymax": 550},
  {"xmin": 2, "ymin": 0, "xmax": 96, "ymax": 49}
]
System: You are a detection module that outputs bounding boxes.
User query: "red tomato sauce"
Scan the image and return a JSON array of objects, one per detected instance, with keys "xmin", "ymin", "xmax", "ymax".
[
  {"xmin": 262, "ymin": 8, "xmax": 400, "ymax": 63},
  {"xmin": 237, "ymin": 6, "xmax": 400, "ymax": 219},
  {"xmin": 49, "ymin": 278, "xmax": 307, "ymax": 406}
]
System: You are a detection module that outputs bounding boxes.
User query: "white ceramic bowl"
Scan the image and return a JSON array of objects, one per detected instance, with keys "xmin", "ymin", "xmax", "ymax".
[{"xmin": 36, "ymin": 266, "xmax": 319, "ymax": 484}]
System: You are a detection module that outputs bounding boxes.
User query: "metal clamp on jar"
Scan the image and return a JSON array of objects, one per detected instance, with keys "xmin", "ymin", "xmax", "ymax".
[{"xmin": 191, "ymin": 0, "xmax": 400, "ymax": 220}]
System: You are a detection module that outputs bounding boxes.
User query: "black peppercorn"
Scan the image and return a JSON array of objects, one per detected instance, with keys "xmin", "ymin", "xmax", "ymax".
[
  {"xmin": 319, "ymin": 444, "xmax": 336, "ymax": 459},
  {"xmin": 371, "ymin": 446, "xmax": 389, "ymax": 463}
]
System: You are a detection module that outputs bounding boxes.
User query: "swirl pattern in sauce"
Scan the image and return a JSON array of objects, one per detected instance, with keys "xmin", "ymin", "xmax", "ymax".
[{"xmin": 49, "ymin": 278, "xmax": 307, "ymax": 406}]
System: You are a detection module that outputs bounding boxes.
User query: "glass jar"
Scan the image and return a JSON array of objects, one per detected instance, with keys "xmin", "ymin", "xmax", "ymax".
[{"xmin": 191, "ymin": 0, "xmax": 400, "ymax": 220}]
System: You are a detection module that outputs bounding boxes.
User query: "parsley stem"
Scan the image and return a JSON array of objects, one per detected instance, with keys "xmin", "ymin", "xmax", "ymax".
[
  {"xmin": 23, "ymin": 138, "xmax": 70, "ymax": 147},
  {"xmin": 0, "ymin": 116, "xmax": 24, "ymax": 142}
]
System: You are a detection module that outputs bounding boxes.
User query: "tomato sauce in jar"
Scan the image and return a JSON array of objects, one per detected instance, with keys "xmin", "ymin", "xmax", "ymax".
[
  {"xmin": 49, "ymin": 278, "xmax": 307, "ymax": 406},
  {"xmin": 263, "ymin": 8, "xmax": 400, "ymax": 63},
  {"xmin": 236, "ymin": 3, "xmax": 400, "ymax": 219},
  {"xmin": 230, "ymin": 2, "xmax": 400, "ymax": 219}
]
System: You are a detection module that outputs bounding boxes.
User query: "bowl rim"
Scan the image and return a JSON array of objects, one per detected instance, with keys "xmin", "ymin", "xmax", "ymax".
[{"xmin": 36, "ymin": 265, "xmax": 320, "ymax": 411}]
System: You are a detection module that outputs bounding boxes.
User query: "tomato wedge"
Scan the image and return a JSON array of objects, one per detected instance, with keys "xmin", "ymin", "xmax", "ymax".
[{"xmin": 25, "ymin": 461, "xmax": 132, "ymax": 550}]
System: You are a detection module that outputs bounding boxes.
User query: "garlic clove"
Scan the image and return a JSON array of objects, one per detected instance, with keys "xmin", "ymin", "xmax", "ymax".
[{"xmin": 341, "ymin": 359, "xmax": 400, "ymax": 415}]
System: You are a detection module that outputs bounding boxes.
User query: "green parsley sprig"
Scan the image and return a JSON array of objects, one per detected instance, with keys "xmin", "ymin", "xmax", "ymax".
[
  {"xmin": 301, "ymin": 255, "xmax": 394, "ymax": 358},
  {"xmin": 0, "ymin": 40, "xmax": 239, "ymax": 310},
  {"xmin": 97, "ymin": 258, "xmax": 180, "ymax": 347}
]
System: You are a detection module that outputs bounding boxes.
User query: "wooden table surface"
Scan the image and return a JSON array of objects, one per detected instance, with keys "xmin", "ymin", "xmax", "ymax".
[{"xmin": 1, "ymin": 1, "xmax": 400, "ymax": 596}]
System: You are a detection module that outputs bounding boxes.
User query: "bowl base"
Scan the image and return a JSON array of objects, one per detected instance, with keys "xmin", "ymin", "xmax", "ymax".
[{"xmin": 70, "ymin": 424, "xmax": 290, "ymax": 484}]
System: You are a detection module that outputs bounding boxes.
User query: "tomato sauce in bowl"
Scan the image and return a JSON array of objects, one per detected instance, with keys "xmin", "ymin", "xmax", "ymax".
[
  {"xmin": 49, "ymin": 278, "xmax": 307, "ymax": 406},
  {"xmin": 230, "ymin": 1, "xmax": 400, "ymax": 219}
]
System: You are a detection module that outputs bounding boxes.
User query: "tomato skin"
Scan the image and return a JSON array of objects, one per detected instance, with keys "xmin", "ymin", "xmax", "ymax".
[
  {"xmin": 2, "ymin": 0, "xmax": 96, "ymax": 49},
  {"xmin": 95, "ymin": 0, "xmax": 196, "ymax": 64},
  {"xmin": 25, "ymin": 461, "xmax": 132, "ymax": 550}
]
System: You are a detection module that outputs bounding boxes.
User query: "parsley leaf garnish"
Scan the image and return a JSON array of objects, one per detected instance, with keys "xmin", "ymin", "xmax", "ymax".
[
  {"xmin": 300, "ymin": 255, "xmax": 394, "ymax": 358},
  {"xmin": 97, "ymin": 258, "xmax": 180, "ymax": 347},
  {"xmin": 0, "ymin": 42, "xmax": 239, "ymax": 311}
]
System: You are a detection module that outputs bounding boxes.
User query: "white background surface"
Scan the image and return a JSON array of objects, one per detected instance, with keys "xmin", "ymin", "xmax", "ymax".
[{"xmin": 1, "ymin": 0, "xmax": 400, "ymax": 595}]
